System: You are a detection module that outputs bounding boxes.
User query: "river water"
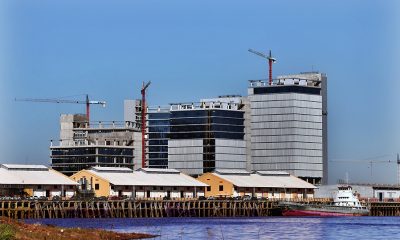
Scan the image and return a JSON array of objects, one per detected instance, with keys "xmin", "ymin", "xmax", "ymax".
[{"xmin": 25, "ymin": 217, "xmax": 400, "ymax": 239}]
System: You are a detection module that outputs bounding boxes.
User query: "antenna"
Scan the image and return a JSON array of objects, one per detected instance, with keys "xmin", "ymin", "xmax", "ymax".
[{"xmin": 397, "ymin": 153, "xmax": 400, "ymax": 186}]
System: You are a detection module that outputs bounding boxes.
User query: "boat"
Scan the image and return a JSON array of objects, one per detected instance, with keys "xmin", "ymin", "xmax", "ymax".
[{"xmin": 279, "ymin": 185, "xmax": 370, "ymax": 216}]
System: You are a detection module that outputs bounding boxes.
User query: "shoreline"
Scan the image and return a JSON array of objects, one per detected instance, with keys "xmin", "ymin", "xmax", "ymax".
[{"xmin": 0, "ymin": 217, "xmax": 156, "ymax": 240}]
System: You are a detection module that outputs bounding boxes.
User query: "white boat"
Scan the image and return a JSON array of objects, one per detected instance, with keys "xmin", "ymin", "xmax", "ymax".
[{"xmin": 279, "ymin": 185, "xmax": 370, "ymax": 216}]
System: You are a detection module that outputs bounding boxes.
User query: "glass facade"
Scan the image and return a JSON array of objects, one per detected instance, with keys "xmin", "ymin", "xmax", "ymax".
[
  {"xmin": 170, "ymin": 110, "xmax": 245, "ymax": 140},
  {"xmin": 170, "ymin": 109, "xmax": 245, "ymax": 173},
  {"xmin": 51, "ymin": 146, "xmax": 134, "ymax": 176},
  {"xmin": 147, "ymin": 111, "xmax": 170, "ymax": 168}
]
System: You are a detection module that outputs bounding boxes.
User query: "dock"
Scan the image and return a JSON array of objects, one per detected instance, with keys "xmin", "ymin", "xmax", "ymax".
[
  {"xmin": 2, "ymin": 199, "xmax": 399, "ymax": 219},
  {"xmin": 0, "ymin": 199, "xmax": 278, "ymax": 219}
]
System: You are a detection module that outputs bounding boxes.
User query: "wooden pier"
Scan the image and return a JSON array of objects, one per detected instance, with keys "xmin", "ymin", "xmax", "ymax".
[
  {"xmin": 1, "ymin": 199, "xmax": 400, "ymax": 219},
  {"xmin": 369, "ymin": 202, "xmax": 400, "ymax": 216},
  {"xmin": 0, "ymin": 200, "xmax": 279, "ymax": 219}
]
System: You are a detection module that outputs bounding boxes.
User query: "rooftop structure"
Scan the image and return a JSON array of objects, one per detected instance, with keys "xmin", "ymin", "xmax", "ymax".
[{"xmin": 248, "ymin": 72, "xmax": 327, "ymax": 185}]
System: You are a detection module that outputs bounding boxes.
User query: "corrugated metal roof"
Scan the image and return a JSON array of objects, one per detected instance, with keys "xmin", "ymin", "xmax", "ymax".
[
  {"xmin": 214, "ymin": 169, "xmax": 251, "ymax": 175},
  {"xmin": 91, "ymin": 167, "xmax": 133, "ymax": 173},
  {"xmin": 139, "ymin": 168, "xmax": 180, "ymax": 174},
  {"xmin": 1, "ymin": 164, "xmax": 49, "ymax": 171},
  {"xmin": 213, "ymin": 172, "xmax": 316, "ymax": 189},
  {"xmin": 85, "ymin": 167, "xmax": 208, "ymax": 187},
  {"xmin": 0, "ymin": 165, "xmax": 77, "ymax": 185},
  {"xmin": 256, "ymin": 171, "xmax": 290, "ymax": 176}
]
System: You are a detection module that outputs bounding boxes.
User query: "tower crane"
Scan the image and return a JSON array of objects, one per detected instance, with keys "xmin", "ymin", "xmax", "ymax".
[
  {"xmin": 330, "ymin": 154, "xmax": 394, "ymax": 177},
  {"xmin": 248, "ymin": 49, "xmax": 276, "ymax": 85},
  {"xmin": 141, "ymin": 81, "xmax": 151, "ymax": 168},
  {"xmin": 15, "ymin": 94, "xmax": 106, "ymax": 123}
]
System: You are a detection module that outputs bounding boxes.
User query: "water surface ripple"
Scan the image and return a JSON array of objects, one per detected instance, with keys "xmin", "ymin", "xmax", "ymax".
[{"xmin": 26, "ymin": 217, "xmax": 400, "ymax": 239}]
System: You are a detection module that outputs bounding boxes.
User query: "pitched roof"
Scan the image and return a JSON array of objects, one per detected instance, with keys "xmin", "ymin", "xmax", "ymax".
[
  {"xmin": 86, "ymin": 167, "xmax": 207, "ymax": 187},
  {"xmin": 211, "ymin": 169, "xmax": 316, "ymax": 189},
  {"xmin": 0, "ymin": 164, "xmax": 77, "ymax": 185}
]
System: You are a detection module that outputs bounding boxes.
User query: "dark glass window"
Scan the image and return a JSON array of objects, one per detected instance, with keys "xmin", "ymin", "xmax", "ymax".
[{"xmin": 253, "ymin": 85, "xmax": 321, "ymax": 95}]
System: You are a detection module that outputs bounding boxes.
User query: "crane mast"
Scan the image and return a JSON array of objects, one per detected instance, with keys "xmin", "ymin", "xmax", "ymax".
[
  {"xmin": 141, "ymin": 81, "xmax": 151, "ymax": 168},
  {"xmin": 248, "ymin": 48, "xmax": 276, "ymax": 85}
]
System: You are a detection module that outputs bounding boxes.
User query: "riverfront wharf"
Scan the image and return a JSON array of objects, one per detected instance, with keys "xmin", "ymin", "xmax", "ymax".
[
  {"xmin": 0, "ymin": 199, "xmax": 398, "ymax": 219},
  {"xmin": 0, "ymin": 199, "xmax": 279, "ymax": 219}
]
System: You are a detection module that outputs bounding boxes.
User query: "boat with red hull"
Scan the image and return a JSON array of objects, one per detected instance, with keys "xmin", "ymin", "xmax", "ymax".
[{"xmin": 279, "ymin": 186, "xmax": 370, "ymax": 217}]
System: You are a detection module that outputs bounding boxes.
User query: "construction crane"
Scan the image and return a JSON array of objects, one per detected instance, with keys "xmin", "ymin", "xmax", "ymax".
[
  {"xmin": 15, "ymin": 94, "xmax": 106, "ymax": 123},
  {"xmin": 141, "ymin": 81, "xmax": 151, "ymax": 168},
  {"xmin": 248, "ymin": 49, "xmax": 276, "ymax": 85},
  {"xmin": 397, "ymin": 153, "xmax": 400, "ymax": 186},
  {"xmin": 330, "ymin": 155, "xmax": 394, "ymax": 177}
]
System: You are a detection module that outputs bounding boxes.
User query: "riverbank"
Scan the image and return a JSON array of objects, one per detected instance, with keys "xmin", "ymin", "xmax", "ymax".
[{"xmin": 0, "ymin": 217, "xmax": 156, "ymax": 240}]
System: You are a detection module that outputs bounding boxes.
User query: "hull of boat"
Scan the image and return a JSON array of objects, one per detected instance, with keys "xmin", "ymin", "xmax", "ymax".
[
  {"xmin": 279, "ymin": 203, "xmax": 370, "ymax": 217},
  {"xmin": 282, "ymin": 209, "xmax": 366, "ymax": 217}
]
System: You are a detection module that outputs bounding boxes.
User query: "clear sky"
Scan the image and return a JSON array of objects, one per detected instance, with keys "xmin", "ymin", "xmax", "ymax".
[{"xmin": 0, "ymin": 0, "xmax": 399, "ymax": 184}]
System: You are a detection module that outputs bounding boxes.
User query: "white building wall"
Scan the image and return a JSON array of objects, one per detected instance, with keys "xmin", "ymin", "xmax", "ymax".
[
  {"xmin": 168, "ymin": 139, "xmax": 203, "ymax": 175},
  {"xmin": 249, "ymin": 92, "xmax": 323, "ymax": 179},
  {"xmin": 133, "ymin": 131, "xmax": 142, "ymax": 170},
  {"xmin": 215, "ymin": 139, "xmax": 247, "ymax": 169}
]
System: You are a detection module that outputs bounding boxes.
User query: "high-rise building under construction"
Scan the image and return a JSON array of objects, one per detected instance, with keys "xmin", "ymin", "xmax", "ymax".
[{"xmin": 248, "ymin": 72, "xmax": 327, "ymax": 184}]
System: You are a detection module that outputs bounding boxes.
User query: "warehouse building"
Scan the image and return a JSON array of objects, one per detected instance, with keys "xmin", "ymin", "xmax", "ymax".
[
  {"xmin": 70, "ymin": 167, "xmax": 207, "ymax": 198},
  {"xmin": 0, "ymin": 164, "xmax": 77, "ymax": 198},
  {"xmin": 248, "ymin": 72, "xmax": 328, "ymax": 184},
  {"xmin": 197, "ymin": 169, "xmax": 316, "ymax": 199}
]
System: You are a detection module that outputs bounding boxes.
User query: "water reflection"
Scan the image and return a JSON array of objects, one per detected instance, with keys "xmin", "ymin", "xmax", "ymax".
[{"xmin": 26, "ymin": 217, "xmax": 400, "ymax": 240}]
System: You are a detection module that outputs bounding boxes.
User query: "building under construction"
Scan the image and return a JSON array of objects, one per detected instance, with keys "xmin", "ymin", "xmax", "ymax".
[
  {"xmin": 50, "ymin": 113, "xmax": 141, "ymax": 176},
  {"xmin": 247, "ymin": 72, "xmax": 328, "ymax": 184},
  {"xmin": 168, "ymin": 96, "xmax": 247, "ymax": 176}
]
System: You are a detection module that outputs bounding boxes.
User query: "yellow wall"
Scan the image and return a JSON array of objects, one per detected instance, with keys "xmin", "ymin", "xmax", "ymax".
[
  {"xmin": 70, "ymin": 170, "xmax": 110, "ymax": 197},
  {"xmin": 23, "ymin": 188, "xmax": 33, "ymax": 196},
  {"xmin": 197, "ymin": 173, "xmax": 233, "ymax": 197}
]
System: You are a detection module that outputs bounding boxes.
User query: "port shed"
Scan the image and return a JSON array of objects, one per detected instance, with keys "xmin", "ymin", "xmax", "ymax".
[
  {"xmin": 0, "ymin": 164, "xmax": 78, "ymax": 198},
  {"xmin": 70, "ymin": 167, "xmax": 208, "ymax": 198},
  {"xmin": 197, "ymin": 169, "xmax": 316, "ymax": 199}
]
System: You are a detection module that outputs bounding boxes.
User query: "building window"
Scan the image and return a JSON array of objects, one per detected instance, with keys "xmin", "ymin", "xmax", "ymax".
[
  {"xmin": 95, "ymin": 184, "xmax": 100, "ymax": 190},
  {"xmin": 207, "ymin": 186, "xmax": 211, "ymax": 192},
  {"xmin": 219, "ymin": 185, "xmax": 224, "ymax": 191}
]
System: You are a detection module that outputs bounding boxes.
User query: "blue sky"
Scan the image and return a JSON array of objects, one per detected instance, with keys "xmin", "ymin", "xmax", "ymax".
[{"xmin": 0, "ymin": 0, "xmax": 399, "ymax": 184}]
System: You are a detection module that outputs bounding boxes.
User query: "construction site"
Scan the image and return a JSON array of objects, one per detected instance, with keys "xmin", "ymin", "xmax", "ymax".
[{"xmin": 4, "ymin": 48, "xmax": 400, "ymax": 219}]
